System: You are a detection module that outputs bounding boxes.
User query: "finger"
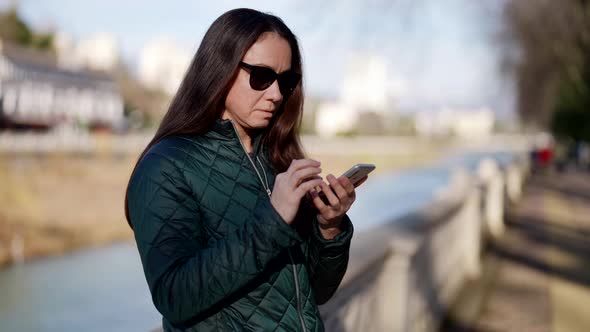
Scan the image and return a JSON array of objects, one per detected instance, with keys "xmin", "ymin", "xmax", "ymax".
[
  {"xmin": 288, "ymin": 159, "xmax": 321, "ymax": 174},
  {"xmin": 302, "ymin": 175, "xmax": 323, "ymax": 182},
  {"xmin": 310, "ymin": 190, "xmax": 329, "ymax": 212},
  {"xmin": 327, "ymin": 174, "xmax": 348, "ymax": 201},
  {"xmin": 291, "ymin": 167, "xmax": 322, "ymax": 187},
  {"xmin": 319, "ymin": 181, "xmax": 340, "ymax": 209},
  {"xmin": 303, "ymin": 176, "xmax": 323, "ymax": 192},
  {"xmin": 337, "ymin": 176, "xmax": 355, "ymax": 195},
  {"xmin": 295, "ymin": 178, "xmax": 325, "ymax": 197}
]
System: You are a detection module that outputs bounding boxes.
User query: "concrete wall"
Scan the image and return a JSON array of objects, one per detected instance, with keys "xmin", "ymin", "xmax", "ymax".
[{"xmin": 319, "ymin": 155, "xmax": 527, "ymax": 332}]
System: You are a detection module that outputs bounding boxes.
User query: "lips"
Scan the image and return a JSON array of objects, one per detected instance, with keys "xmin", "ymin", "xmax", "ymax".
[{"xmin": 258, "ymin": 109, "xmax": 274, "ymax": 114}]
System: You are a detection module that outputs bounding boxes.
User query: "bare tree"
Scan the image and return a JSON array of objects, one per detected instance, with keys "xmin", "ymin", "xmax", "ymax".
[{"xmin": 500, "ymin": 0, "xmax": 590, "ymax": 128}]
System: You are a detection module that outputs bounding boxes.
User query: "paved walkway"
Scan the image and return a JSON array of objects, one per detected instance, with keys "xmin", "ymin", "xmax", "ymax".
[{"xmin": 443, "ymin": 171, "xmax": 590, "ymax": 332}]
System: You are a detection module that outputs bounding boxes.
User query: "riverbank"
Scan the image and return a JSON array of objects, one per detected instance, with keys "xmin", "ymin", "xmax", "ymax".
[
  {"xmin": 0, "ymin": 155, "xmax": 136, "ymax": 268},
  {"xmin": 0, "ymin": 136, "xmax": 443, "ymax": 269}
]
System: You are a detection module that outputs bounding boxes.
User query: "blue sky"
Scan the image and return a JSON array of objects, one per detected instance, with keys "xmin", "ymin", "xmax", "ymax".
[{"xmin": 2, "ymin": 0, "xmax": 513, "ymax": 116}]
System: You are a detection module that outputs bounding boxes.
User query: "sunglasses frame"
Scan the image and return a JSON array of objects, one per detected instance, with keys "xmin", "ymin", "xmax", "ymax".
[{"xmin": 239, "ymin": 61, "xmax": 301, "ymax": 97}]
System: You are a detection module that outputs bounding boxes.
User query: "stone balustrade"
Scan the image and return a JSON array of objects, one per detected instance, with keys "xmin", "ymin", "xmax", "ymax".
[{"xmin": 319, "ymin": 154, "xmax": 527, "ymax": 332}]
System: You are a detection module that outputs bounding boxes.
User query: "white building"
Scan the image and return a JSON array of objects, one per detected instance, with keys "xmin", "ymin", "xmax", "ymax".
[
  {"xmin": 415, "ymin": 107, "xmax": 495, "ymax": 139},
  {"xmin": 74, "ymin": 33, "xmax": 120, "ymax": 72},
  {"xmin": 138, "ymin": 38, "xmax": 192, "ymax": 95},
  {"xmin": 315, "ymin": 102, "xmax": 358, "ymax": 137},
  {"xmin": 0, "ymin": 40, "xmax": 124, "ymax": 130},
  {"xmin": 315, "ymin": 54, "xmax": 395, "ymax": 136},
  {"xmin": 54, "ymin": 32, "xmax": 120, "ymax": 72},
  {"xmin": 341, "ymin": 54, "xmax": 389, "ymax": 113}
]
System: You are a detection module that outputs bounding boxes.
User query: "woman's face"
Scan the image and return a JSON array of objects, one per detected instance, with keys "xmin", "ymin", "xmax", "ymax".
[{"xmin": 223, "ymin": 32, "xmax": 293, "ymax": 135}]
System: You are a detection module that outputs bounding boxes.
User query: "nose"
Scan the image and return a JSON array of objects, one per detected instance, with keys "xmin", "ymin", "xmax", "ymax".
[{"xmin": 265, "ymin": 79, "xmax": 283, "ymax": 104}]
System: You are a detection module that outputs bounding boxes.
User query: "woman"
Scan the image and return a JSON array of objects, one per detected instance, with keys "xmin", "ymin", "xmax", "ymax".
[{"xmin": 125, "ymin": 8, "xmax": 364, "ymax": 331}]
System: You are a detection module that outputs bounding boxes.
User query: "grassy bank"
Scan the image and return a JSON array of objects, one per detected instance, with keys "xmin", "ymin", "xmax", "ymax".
[
  {"xmin": 0, "ymin": 137, "xmax": 442, "ymax": 268},
  {"xmin": 0, "ymin": 154, "xmax": 136, "ymax": 268}
]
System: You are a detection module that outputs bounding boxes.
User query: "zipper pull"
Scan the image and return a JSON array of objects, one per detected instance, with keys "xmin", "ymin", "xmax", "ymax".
[{"xmin": 266, "ymin": 189, "xmax": 272, "ymax": 197}]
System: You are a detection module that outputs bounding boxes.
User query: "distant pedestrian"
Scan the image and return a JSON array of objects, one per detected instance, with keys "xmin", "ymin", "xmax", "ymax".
[{"xmin": 531, "ymin": 132, "xmax": 554, "ymax": 172}]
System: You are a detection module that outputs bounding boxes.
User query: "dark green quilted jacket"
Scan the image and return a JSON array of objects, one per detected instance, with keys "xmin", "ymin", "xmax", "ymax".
[{"xmin": 127, "ymin": 119, "xmax": 353, "ymax": 331}]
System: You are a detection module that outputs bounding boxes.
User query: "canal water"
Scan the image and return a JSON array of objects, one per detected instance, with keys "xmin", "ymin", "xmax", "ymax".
[{"xmin": 0, "ymin": 242, "xmax": 160, "ymax": 332}]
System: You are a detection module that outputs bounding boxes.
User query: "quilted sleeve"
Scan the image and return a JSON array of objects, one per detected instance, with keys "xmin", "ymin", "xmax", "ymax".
[
  {"xmin": 306, "ymin": 214, "xmax": 354, "ymax": 305},
  {"xmin": 127, "ymin": 152, "xmax": 302, "ymax": 326}
]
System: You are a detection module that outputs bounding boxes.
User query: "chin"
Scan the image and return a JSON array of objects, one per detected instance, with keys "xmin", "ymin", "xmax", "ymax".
[{"xmin": 251, "ymin": 118, "xmax": 272, "ymax": 129}]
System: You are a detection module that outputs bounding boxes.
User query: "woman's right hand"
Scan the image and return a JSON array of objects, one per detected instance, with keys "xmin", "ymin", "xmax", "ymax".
[{"xmin": 270, "ymin": 159, "xmax": 324, "ymax": 225}]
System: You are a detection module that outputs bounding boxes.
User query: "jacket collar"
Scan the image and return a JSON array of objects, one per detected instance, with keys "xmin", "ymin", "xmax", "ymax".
[{"xmin": 210, "ymin": 118, "xmax": 266, "ymax": 157}]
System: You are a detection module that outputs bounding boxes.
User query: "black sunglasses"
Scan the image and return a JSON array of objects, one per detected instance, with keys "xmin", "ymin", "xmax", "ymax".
[{"xmin": 239, "ymin": 62, "xmax": 301, "ymax": 97}]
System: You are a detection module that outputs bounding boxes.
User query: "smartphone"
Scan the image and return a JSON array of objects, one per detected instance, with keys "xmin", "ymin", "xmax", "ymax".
[
  {"xmin": 317, "ymin": 163, "xmax": 376, "ymax": 204},
  {"xmin": 342, "ymin": 163, "xmax": 376, "ymax": 187}
]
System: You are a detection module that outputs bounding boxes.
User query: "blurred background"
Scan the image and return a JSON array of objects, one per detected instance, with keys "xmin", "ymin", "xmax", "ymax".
[{"xmin": 0, "ymin": 0, "xmax": 588, "ymax": 331}]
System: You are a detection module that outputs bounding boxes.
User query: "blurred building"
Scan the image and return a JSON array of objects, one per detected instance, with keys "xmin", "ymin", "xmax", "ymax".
[
  {"xmin": 315, "ymin": 54, "xmax": 395, "ymax": 136},
  {"xmin": 138, "ymin": 38, "xmax": 192, "ymax": 95},
  {"xmin": 54, "ymin": 32, "xmax": 120, "ymax": 72},
  {"xmin": 415, "ymin": 107, "xmax": 495, "ymax": 139},
  {"xmin": 341, "ymin": 54, "xmax": 389, "ymax": 114},
  {"xmin": 0, "ymin": 40, "xmax": 123, "ymax": 131},
  {"xmin": 315, "ymin": 102, "xmax": 358, "ymax": 136}
]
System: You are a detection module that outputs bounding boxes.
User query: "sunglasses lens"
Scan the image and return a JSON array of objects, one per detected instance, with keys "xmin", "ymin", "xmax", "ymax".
[
  {"xmin": 278, "ymin": 72, "xmax": 301, "ymax": 96},
  {"xmin": 249, "ymin": 67, "xmax": 276, "ymax": 91}
]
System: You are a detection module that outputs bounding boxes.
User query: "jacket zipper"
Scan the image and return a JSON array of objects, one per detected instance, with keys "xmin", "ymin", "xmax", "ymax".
[
  {"xmin": 230, "ymin": 121, "xmax": 272, "ymax": 197},
  {"xmin": 288, "ymin": 249, "xmax": 308, "ymax": 332},
  {"xmin": 230, "ymin": 121, "xmax": 307, "ymax": 332}
]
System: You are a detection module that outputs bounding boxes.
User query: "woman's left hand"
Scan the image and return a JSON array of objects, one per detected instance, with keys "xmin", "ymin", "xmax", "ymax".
[{"xmin": 311, "ymin": 174, "xmax": 359, "ymax": 233}]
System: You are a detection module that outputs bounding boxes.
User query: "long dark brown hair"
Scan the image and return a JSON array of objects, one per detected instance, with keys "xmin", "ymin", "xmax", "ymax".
[{"xmin": 124, "ymin": 8, "xmax": 306, "ymax": 227}]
